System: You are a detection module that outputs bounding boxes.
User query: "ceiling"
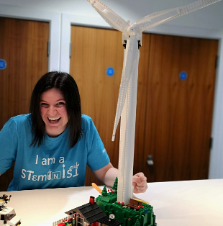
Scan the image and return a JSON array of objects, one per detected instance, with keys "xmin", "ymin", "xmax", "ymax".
[{"xmin": 0, "ymin": 0, "xmax": 222, "ymax": 30}]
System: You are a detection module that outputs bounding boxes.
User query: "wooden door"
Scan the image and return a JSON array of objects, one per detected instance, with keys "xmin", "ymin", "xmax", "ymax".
[
  {"xmin": 142, "ymin": 34, "xmax": 218, "ymax": 182},
  {"xmin": 0, "ymin": 17, "xmax": 49, "ymax": 191},
  {"xmin": 70, "ymin": 26, "xmax": 122, "ymax": 185}
]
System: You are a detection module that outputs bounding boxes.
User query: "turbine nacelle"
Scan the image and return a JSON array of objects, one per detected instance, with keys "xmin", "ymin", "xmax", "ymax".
[{"xmin": 127, "ymin": 23, "xmax": 140, "ymax": 35}]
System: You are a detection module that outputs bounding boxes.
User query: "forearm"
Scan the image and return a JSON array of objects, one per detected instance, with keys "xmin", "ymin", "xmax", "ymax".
[
  {"xmin": 103, "ymin": 167, "xmax": 118, "ymax": 187},
  {"xmin": 93, "ymin": 163, "xmax": 118, "ymax": 187}
]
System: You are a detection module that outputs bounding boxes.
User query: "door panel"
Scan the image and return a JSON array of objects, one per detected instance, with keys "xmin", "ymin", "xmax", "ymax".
[
  {"xmin": 143, "ymin": 34, "xmax": 218, "ymax": 182},
  {"xmin": 0, "ymin": 17, "xmax": 49, "ymax": 191},
  {"xmin": 133, "ymin": 34, "xmax": 151, "ymax": 175},
  {"xmin": 70, "ymin": 26, "xmax": 123, "ymax": 185}
]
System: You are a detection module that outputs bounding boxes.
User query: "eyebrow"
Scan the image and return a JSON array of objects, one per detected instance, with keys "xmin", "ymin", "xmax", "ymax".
[{"xmin": 40, "ymin": 99, "xmax": 65, "ymax": 102}]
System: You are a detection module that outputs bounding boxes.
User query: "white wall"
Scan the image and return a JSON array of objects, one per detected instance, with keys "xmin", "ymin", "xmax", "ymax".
[{"xmin": 209, "ymin": 31, "xmax": 223, "ymax": 179}]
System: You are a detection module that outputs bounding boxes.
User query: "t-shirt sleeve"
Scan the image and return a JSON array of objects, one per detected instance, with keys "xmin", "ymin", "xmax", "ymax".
[
  {"xmin": 0, "ymin": 118, "xmax": 18, "ymax": 175},
  {"xmin": 86, "ymin": 117, "xmax": 110, "ymax": 171}
]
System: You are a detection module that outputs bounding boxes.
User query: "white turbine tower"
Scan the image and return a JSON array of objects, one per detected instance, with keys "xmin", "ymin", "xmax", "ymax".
[{"xmin": 88, "ymin": 0, "xmax": 221, "ymax": 204}]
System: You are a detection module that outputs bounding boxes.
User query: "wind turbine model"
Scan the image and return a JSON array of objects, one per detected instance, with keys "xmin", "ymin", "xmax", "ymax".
[{"xmin": 88, "ymin": 0, "xmax": 221, "ymax": 204}]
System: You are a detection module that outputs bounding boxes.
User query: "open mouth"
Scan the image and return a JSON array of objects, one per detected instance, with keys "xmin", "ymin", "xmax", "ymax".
[{"xmin": 48, "ymin": 117, "xmax": 61, "ymax": 124}]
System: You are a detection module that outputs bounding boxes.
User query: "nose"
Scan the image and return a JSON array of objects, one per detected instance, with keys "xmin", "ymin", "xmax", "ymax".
[{"xmin": 48, "ymin": 105, "xmax": 57, "ymax": 116}]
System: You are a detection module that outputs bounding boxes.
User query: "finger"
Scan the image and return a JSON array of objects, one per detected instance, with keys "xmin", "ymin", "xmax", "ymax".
[
  {"xmin": 134, "ymin": 172, "xmax": 143, "ymax": 178},
  {"xmin": 132, "ymin": 180, "xmax": 146, "ymax": 187},
  {"xmin": 135, "ymin": 172, "xmax": 147, "ymax": 180},
  {"xmin": 133, "ymin": 173, "xmax": 147, "ymax": 184},
  {"xmin": 133, "ymin": 179, "xmax": 148, "ymax": 190},
  {"xmin": 133, "ymin": 187, "xmax": 147, "ymax": 194},
  {"xmin": 137, "ymin": 185, "xmax": 147, "ymax": 191},
  {"xmin": 133, "ymin": 184, "xmax": 148, "ymax": 193}
]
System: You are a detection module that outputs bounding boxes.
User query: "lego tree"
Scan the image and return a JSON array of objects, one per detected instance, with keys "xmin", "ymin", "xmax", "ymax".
[
  {"xmin": 112, "ymin": 177, "xmax": 118, "ymax": 192},
  {"xmin": 102, "ymin": 185, "xmax": 108, "ymax": 196},
  {"xmin": 134, "ymin": 219, "xmax": 140, "ymax": 226}
]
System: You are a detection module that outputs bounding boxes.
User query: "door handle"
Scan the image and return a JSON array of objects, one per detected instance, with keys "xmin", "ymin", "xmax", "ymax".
[{"xmin": 147, "ymin": 155, "xmax": 154, "ymax": 166}]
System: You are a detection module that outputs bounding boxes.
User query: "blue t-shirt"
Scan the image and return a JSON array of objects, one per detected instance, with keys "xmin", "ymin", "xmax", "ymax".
[{"xmin": 0, "ymin": 114, "xmax": 110, "ymax": 191}]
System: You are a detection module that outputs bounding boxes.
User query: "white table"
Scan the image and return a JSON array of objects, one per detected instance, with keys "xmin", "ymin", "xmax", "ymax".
[{"xmin": 2, "ymin": 179, "xmax": 223, "ymax": 226}]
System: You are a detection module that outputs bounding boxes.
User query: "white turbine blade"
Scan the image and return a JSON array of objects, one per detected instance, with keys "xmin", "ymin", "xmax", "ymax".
[
  {"xmin": 112, "ymin": 37, "xmax": 139, "ymax": 141},
  {"xmin": 134, "ymin": 0, "xmax": 221, "ymax": 32},
  {"xmin": 136, "ymin": 8, "xmax": 177, "ymax": 24},
  {"xmin": 87, "ymin": 0, "xmax": 130, "ymax": 32}
]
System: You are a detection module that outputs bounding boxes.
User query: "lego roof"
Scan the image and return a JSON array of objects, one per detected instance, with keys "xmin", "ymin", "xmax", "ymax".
[
  {"xmin": 65, "ymin": 202, "xmax": 106, "ymax": 224},
  {"xmin": 65, "ymin": 202, "xmax": 122, "ymax": 226},
  {"xmin": 78, "ymin": 203, "xmax": 106, "ymax": 224}
]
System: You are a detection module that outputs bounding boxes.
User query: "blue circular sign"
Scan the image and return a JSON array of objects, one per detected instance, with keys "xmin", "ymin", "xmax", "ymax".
[
  {"xmin": 106, "ymin": 67, "xmax": 115, "ymax": 76},
  {"xmin": 0, "ymin": 59, "xmax": 7, "ymax": 70},
  {"xmin": 180, "ymin": 71, "xmax": 187, "ymax": 80}
]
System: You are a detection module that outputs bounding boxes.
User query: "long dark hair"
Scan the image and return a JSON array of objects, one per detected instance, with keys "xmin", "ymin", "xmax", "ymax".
[{"xmin": 30, "ymin": 71, "xmax": 82, "ymax": 148}]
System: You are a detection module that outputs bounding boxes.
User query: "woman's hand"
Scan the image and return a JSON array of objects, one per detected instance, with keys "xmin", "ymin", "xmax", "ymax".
[{"xmin": 132, "ymin": 172, "xmax": 148, "ymax": 193}]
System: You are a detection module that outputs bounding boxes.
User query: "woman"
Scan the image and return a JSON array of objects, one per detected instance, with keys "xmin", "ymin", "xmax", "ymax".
[{"xmin": 0, "ymin": 71, "xmax": 147, "ymax": 192}]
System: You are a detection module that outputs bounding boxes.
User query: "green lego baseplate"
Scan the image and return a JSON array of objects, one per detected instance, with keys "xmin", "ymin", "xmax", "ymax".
[{"xmin": 96, "ymin": 179, "xmax": 157, "ymax": 226}]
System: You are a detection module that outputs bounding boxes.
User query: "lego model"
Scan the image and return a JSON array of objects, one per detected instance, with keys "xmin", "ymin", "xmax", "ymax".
[
  {"xmin": 87, "ymin": 0, "xmax": 222, "ymax": 204},
  {"xmin": 0, "ymin": 195, "xmax": 21, "ymax": 226},
  {"xmin": 53, "ymin": 179, "xmax": 156, "ymax": 226}
]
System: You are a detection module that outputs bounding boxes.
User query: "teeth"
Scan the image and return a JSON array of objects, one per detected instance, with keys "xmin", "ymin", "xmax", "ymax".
[{"xmin": 48, "ymin": 117, "xmax": 61, "ymax": 120}]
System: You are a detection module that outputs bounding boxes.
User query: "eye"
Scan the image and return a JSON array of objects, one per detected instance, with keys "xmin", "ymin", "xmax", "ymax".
[
  {"xmin": 40, "ymin": 103, "xmax": 48, "ymax": 107},
  {"xmin": 57, "ymin": 102, "xmax": 65, "ymax": 106}
]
